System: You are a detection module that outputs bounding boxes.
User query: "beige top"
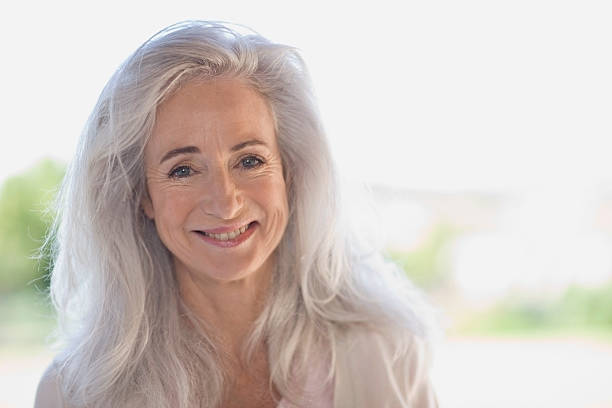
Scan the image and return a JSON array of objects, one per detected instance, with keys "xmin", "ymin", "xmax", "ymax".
[
  {"xmin": 34, "ymin": 330, "xmax": 438, "ymax": 408},
  {"xmin": 333, "ymin": 329, "xmax": 438, "ymax": 408}
]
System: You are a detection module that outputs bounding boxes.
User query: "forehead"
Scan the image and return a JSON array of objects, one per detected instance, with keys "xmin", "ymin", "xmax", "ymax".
[{"xmin": 148, "ymin": 78, "xmax": 276, "ymax": 152}]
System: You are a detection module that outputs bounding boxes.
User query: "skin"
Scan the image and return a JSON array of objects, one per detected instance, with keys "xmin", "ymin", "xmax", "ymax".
[{"xmin": 142, "ymin": 78, "xmax": 289, "ymax": 407}]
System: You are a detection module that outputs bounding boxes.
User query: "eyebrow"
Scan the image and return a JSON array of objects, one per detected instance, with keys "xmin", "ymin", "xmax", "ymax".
[
  {"xmin": 159, "ymin": 146, "xmax": 200, "ymax": 165},
  {"xmin": 230, "ymin": 139, "xmax": 268, "ymax": 152},
  {"xmin": 159, "ymin": 139, "xmax": 268, "ymax": 165}
]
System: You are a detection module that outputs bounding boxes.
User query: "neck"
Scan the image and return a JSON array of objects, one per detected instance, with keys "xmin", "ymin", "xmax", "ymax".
[{"xmin": 176, "ymin": 258, "xmax": 274, "ymax": 359}]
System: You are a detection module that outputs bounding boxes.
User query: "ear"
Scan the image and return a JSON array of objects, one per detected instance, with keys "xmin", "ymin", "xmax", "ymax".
[{"xmin": 141, "ymin": 193, "xmax": 155, "ymax": 220}]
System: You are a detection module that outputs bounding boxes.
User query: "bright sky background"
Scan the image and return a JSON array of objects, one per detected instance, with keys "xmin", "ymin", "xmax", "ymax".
[{"xmin": 2, "ymin": 0, "xmax": 611, "ymax": 192}]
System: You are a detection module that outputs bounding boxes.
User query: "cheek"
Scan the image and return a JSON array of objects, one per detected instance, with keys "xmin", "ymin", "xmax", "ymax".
[
  {"xmin": 152, "ymin": 188, "xmax": 197, "ymax": 229},
  {"xmin": 255, "ymin": 179, "xmax": 289, "ymax": 224}
]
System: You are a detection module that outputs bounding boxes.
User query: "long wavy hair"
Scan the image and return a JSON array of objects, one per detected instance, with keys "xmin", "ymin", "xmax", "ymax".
[{"xmin": 47, "ymin": 20, "xmax": 437, "ymax": 407}]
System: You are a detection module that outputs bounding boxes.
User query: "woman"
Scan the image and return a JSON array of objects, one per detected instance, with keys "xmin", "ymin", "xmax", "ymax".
[{"xmin": 35, "ymin": 21, "xmax": 439, "ymax": 407}]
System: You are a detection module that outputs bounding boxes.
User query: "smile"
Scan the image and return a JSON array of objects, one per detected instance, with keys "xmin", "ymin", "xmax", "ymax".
[
  {"xmin": 201, "ymin": 223, "xmax": 250, "ymax": 241},
  {"xmin": 194, "ymin": 222, "xmax": 257, "ymax": 248}
]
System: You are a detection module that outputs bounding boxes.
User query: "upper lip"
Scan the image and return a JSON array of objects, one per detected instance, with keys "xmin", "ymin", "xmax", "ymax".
[{"xmin": 195, "ymin": 221, "xmax": 253, "ymax": 234}]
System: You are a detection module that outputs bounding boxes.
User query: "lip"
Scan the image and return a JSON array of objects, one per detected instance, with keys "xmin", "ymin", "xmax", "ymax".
[{"xmin": 193, "ymin": 221, "xmax": 257, "ymax": 248}]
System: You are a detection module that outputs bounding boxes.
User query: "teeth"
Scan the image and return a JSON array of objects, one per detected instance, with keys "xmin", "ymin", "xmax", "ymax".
[{"xmin": 203, "ymin": 224, "xmax": 250, "ymax": 241}]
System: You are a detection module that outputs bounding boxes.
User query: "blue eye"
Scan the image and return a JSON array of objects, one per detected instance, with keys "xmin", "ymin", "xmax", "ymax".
[
  {"xmin": 241, "ymin": 156, "xmax": 263, "ymax": 169},
  {"xmin": 169, "ymin": 165, "xmax": 192, "ymax": 178}
]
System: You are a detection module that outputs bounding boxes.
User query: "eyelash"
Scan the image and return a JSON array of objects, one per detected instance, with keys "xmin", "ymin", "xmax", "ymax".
[
  {"xmin": 238, "ymin": 155, "xmax": 264, "ymax": 170},
  {"xmin": 168, "ymin": 165, "xmax": 192, "ymax": 179},
  {"xmin": 167, "ymin": 155, "xmax": 265, "ymax": 179}
]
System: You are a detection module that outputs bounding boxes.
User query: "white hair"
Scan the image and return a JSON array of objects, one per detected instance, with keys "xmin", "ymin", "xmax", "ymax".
[{"xmin": 46, "ymin": 20, "xmax": 438, "ymax": 407}]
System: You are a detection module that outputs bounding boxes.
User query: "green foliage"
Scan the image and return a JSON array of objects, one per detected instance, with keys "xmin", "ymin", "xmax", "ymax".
[
  {"xmin": 0, "ymin": 289, "xmax": 56, "ymax": 354},
  {"xmin": 458, "ymin": 282, "xmax": 612, "ymax": 336},
  {"xmin": 556, "ymin": 283, "xmax": 612, "ymax": 327},
  {"xmin": 0, "ymin": 159, "xmax": 65, "ymax": 293},
  {"xmin": 386, "ymin": 223, "xmax": 457, "ymax": 290}
]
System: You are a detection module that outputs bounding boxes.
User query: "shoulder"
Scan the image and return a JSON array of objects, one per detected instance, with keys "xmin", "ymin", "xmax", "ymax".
[
  {"xmin": 34, "ymin": 361, "xmax": 63, "ymax": 408},
  {"xmin": 334, "ymin": 328, "xmax": 439, "ymax": 408}
]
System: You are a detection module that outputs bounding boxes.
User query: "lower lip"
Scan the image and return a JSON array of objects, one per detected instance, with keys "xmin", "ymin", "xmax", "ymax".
[{"xmin": 194, "ymin": 222, "xmax": 257, "ymax": 248}]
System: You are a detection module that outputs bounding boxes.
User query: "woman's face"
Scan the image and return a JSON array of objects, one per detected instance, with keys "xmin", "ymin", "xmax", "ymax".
[{"xmin": 142, "ymin": 79, "xmax": 289, "ymax": 285}]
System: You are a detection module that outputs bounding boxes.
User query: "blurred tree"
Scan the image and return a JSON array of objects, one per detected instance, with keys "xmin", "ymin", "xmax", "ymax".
[{"xmin": 0, "ymin": 159, "xmax": 65, "ymax": 293}]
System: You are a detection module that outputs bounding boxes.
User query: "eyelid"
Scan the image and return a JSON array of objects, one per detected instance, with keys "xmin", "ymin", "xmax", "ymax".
[
  {"xmin": 168, "ymin": 164, "xmax": 194, "ymax": 179},
  {"xmin": 237, "ymin": 154, "xmax": 265, "ymax": 168}
]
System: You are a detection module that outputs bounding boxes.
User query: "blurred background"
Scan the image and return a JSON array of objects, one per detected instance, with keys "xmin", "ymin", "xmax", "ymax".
[{"xmin": 1, "ymin": 0, "xmax": 611, "ymax": 407}]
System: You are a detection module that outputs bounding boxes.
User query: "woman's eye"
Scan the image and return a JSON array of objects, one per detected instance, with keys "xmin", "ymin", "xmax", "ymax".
[
  {"xmin": 240, "ymin": 156, "xmax": 263, "ymax": 169},
  {"xmin": 169, "ymin": 165, "xmax": 192, "ymax": 178}
]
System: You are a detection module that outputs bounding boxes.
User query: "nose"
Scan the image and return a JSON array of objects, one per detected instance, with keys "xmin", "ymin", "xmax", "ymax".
[{"xmin": 201, "ymin": 167, "xmax": 243, "ymax": 220}]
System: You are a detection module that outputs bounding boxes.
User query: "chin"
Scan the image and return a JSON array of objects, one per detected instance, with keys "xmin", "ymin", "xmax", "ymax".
[{"xmin": 175, "ymin": 256, "xmax": 273, "ymax": 286}]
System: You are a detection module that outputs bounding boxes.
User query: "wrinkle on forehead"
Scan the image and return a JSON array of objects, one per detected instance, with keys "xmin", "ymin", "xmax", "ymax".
[{"xmin": 145, "ymin": 78, "xmax": 278, "ymax": 163}]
